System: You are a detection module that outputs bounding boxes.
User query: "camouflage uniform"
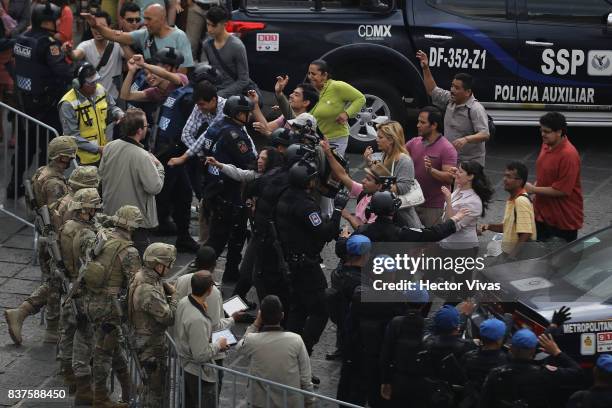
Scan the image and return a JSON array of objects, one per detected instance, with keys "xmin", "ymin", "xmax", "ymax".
[
  {"xmin": 82, "ymin": 205, "xmax": 143, "ymax": 408},
  {"xmin": 57, "ymin": 188, "xmax": 100, "ymax": 398},
  {"xmin": 51, "ymin": 165, "xmax": 100, "ymax": 230},
  {"xmin": 4, "ymin": 136, "xmax": 77, "ymax": 346},
  {"xmin": 128, "ymin": 243, "xmax": 178, "ymax": 408}
]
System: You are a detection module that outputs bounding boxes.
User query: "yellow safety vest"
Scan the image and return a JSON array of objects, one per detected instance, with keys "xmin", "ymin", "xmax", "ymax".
[{"xmin": 60, "ymin": 84, "xmax": 108, "ymax": 164}]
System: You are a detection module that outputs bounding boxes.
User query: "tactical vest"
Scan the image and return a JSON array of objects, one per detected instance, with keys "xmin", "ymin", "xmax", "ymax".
[
  {"xmin": 59, "ymin": 84, "xmax": 108, "ymax": 165},
  {"xmin": 50, "ymin": 191, "xmax": 73, "ymax": 231},
  {"xmin": 13, "ymin": 30, "xmax": 60, "ymax": 97},
  {"xmin": 82, "ymin": 231, "xmax": 132, "ymax": 294},
  {"xmin": 128, "ymin": 268, "xmax": 168, "ymax": 337},
  {"xmin": 31, "ymin": 165, "xmax": 66, "ymax": 208},
  {"xmin": 59, "ymin": 219, "xmax": 93, "ymax": 279},
  {"xmin": 156, "ymin": 85, "xmax": 193, "ymax": 157}
]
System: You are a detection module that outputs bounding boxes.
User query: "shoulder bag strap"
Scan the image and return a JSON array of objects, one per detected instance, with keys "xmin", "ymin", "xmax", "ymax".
[
  {"xmin": 95, "ymin": 41, "xmax": 115, "ymax": 71},
  {"xmin": 208, "ymin": 38, "xmax": 238, "ymax": 80}
]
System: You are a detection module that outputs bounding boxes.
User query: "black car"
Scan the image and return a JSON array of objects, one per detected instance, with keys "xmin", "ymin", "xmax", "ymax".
[
  {"xmin": 230, "ymin": 0, "xmax": 612, "ymax": 149},
  {"xmin": 473, "ymin": 226, "xmax": 612, "ymax": 370}
]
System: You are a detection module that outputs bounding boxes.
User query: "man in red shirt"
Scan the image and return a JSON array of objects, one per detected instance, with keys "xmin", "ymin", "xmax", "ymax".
[{"xmin": 525, "ymin": 112, "xmax": 583, "ymax": 242}]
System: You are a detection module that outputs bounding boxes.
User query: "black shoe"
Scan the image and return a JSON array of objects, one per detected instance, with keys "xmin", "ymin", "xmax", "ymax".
[
  {"xmin": 311, "ymin": 375, "xmax": 320, "ymax": 386},
  {"xmin": 325, "ymin": 348, "xmax": 342, "ymax": 361},
  {"xmin": 6, "ymin": 183, "xmax": 24, "ymax": 199},
  {"xmin": 175, "ymin": 235, "xmax": 199, "ymax": 253},
  {"xmin": 156, "ymin": 220, "xmax": 178, "ymax": 236}
]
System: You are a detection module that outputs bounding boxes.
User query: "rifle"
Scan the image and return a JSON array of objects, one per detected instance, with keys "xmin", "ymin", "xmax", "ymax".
[
  {"xmin": 44, "ymin": 222, "xmax": 79, "ymax": 320},
  {"xmin": 24, "ymin": 180, "xmax": 38, "ymax": 214}
]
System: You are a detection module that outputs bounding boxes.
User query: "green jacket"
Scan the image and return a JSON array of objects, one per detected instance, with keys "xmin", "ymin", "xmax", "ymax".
[{"xmin": 310, "ymin": 79, "xmax": 366, "ymax": 140}]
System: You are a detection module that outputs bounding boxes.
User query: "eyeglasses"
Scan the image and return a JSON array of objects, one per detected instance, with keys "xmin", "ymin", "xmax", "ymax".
[{"xmin": 126, "ymin": 17, "xmax": 141, "ymax": 24}]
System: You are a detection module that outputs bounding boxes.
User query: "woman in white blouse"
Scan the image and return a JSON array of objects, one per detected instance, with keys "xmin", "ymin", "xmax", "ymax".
[{"xmin": 439, "ymin": 161, "xmax": 493, "ymax": 288}]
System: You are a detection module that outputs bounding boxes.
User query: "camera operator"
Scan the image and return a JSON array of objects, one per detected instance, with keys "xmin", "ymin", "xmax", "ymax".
[{"xmin": 275, "ymin": 159, "xmax": 350, "ymax": 367}]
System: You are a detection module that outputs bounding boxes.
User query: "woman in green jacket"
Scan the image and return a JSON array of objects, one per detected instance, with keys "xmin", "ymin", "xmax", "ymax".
[{"xmin": 308, "ymin": 59, "xmax": 366, "ymax": 158}]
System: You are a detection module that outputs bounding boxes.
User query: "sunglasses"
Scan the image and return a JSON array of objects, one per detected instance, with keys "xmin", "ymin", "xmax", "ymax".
[{"xmin": 126, "ymin": 17, "xmax": 141, "ymax": 23}]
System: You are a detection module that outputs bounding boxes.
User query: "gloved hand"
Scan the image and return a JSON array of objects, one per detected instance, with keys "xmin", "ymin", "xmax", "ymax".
[
  {"xmin": 551, "ymin": 306, "xmax": 571, "ymax": 326},
  {"xmin": 333, "ymin": 190, "xmax": 350, "ymax": 211}
]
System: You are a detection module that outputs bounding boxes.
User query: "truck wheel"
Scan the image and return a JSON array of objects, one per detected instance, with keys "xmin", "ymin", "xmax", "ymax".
[{"xmin": 346, "ymin": 78, "xmax": 406, "ymax": 154}]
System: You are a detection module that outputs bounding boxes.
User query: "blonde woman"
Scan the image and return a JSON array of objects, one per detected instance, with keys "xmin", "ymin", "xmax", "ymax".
[{"xmin": 365, "ymin": 120, "xmax": 422, "ymax": 227}]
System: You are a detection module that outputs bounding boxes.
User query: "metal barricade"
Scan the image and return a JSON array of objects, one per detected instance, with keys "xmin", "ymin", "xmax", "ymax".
[
  {"xmin": 0, "ymin": 100, "xmax": 58, "ymax": 253},
  {"xmin": 163, "ymin": 332, "xmax": 364, "ymax": 408}
]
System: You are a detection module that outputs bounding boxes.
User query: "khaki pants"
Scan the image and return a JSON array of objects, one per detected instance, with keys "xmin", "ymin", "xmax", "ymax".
[
  {"xmin": 186, "ymin": 3, "xmax": 209, "ymax": 60},
  {"xmin": 416, "ymin": 206, "xmax": 444, "ymax": 227}
]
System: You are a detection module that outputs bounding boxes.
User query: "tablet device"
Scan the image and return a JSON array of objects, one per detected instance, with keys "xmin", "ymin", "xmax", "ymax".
[
  {"xmin": 212, "ymin": 329, "xmax": 237, "ymax": 346},
  {"xmin": 223, "ymin": 295, "xmax": 249, "ymax": 316}
]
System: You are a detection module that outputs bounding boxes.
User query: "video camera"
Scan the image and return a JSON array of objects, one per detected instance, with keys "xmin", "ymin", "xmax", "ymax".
[
  {"xmin": 292, "ymin": 142, "xmax": 348, "ymax": 198},
  {"xmin": 378, "ymin": 176, "xmax": 397, "ymax": 191}
]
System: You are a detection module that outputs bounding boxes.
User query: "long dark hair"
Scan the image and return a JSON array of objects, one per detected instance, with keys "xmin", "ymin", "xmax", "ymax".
[
  {"xmin": 261, "ymin": 146, "xmax": 285, "ymax": 173},
  {"xmin": 460, "ymin": 161, "xmax": 493, "ymax": 217}
]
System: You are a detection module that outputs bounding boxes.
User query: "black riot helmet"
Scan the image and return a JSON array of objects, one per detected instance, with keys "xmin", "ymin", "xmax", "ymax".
[
  {"xmin": 154, "ymin": 47, "xmax": 184, "ymax": 68},
  {"xmin": 367, "ymin": 191, "xmax": 401, "ymax": 216},
  {"xmin": 270, "ymin": 128, "xmax": 296, "ymax": 148},
  {"xmin": 223, "ymin": 95, "xmax": 254, "ymax": 119},
  {"xmin": 31, "ymin": 2, "xmax": 61, "ymax": 30},
  {"xmin": 289, "ymin": 160, "xmax": 319, "ymax": 189},
  {"xmin": 193, "ymin": 63, "xmax": 222, "ymax": 85},
  {"xmin": 284, "ymin": 143, "xmax": 312, "ymax": 166}
]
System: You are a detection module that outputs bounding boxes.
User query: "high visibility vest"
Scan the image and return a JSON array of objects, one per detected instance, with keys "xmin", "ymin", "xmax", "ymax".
[{"xmin": 60, "ymin": 84, "xmax": 108, "ymax": 164}]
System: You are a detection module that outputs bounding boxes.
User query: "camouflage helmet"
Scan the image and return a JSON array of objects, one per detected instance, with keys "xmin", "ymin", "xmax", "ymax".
[
  {"xmin": 69, "ymin": 188, "xmax": 102, "ymax": 211},
  {"xmin": 143, "ymin": 243, "xmax": 177, "ymax": 269},
  {"xmin": 48, "ymin": 136, "xmax": 77, "ymax": 161},
  {"xmin": 68, "ymin": 166, "xmax": 100, "ymax": 190},
  {"xmin": 112, "ymin": 205, "xmax": 144, "ymax": 230}
]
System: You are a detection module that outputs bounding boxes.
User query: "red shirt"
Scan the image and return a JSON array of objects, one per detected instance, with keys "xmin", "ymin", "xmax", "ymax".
[
  {"xmin": 534, "ymin": 137, "xmax": 583, "ymax": 230},
  {"xmin": 57, "ymin": 6, "xmax": 73, "ymax": 43}
]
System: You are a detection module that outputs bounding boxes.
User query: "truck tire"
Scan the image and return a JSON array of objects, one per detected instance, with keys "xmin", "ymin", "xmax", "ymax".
[{"xmin": 346, "ymin": 78, "xmax": 407, "ymax": 154}]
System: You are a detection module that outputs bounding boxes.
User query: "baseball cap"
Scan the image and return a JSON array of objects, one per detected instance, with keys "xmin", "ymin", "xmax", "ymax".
[
  {"xmin": 596, "ymin": 354, "xmax": 612, "ymax": 373},
  {"xmin": 434, "ymin": 305, "xmax": 460, "ymax": 332},
  {"xmin": 85, "ymin": 71, "xmax": 101, "ymax": 85},
  {"xmin": 346, "ymin": 234, "xmax": 371, "ymax": 256},
  {"xmin": 479, "ymin": 318, "xmax": 506, "ymax": 342},
  {"xmin": 287, "ymin": 113, "xmax": 317, "ymax": 129},
  {"xmin": 511, "ymin": 329, "xmax": 538, "ymax": 349}
]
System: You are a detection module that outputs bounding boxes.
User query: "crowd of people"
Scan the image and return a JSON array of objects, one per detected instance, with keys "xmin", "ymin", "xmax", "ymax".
[{"xmin": 1, "ymin": 1, "xmax": 609, "ymax": 408}]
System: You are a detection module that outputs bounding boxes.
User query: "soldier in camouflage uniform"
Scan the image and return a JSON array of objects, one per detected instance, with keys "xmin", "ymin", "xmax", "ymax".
[
  {"xmin": 57, "ymin": 188, "xmax": 101, "ymax": 401},
  {"xmin": 51, "ymin": 165, "xmax": 100, "ymax": 229},
  {"xmin": 4, "ymin": 136, "xmax": 77, "ymax": 346},
  {"xmin": 128, "ymin": 242, "xmax": 178, "ymax": 408},
  {"xmin": 82, "ymin": 205, "xmax": 143, "ymax": 408}
]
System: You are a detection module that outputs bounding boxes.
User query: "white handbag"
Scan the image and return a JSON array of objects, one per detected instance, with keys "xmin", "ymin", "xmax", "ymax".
[{"xmin": 391, "ymin": 158, "xmax": 425, "ymax": 208}]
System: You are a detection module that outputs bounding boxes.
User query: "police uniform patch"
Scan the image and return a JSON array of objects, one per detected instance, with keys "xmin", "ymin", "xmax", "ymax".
[
  {"xmin": 50, "ymin": 45, "xmax": 60, "ymax": 56},
  {"xmin": 237, "ymin": 141, "xmax": 248, "ymax": 154},
  {"xmin": 308, "ymin": 212, "xmax": 322, "ymax": 226}
]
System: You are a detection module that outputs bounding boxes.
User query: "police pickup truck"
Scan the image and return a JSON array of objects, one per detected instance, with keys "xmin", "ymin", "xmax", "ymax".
[{"xmin": 230, "ymin": 0, "xmax": 612, "ymax": 149}]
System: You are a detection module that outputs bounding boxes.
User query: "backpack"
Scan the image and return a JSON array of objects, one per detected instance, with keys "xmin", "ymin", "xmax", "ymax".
[
  {"xmin": 467, "ymin": 106, "xmax": 496, "ymax": 140},
  {"xmin": 81, "ymin": 232, "xmax": 132, "ymax": 294}
]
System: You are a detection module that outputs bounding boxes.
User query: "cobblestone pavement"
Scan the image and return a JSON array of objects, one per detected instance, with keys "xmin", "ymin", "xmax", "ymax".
[{"xmin": 1, "ymin": 128, "xmax": 611, "ymax": 406}]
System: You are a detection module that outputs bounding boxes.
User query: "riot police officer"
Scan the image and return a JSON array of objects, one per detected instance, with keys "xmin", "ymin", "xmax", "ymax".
[
  {"xmin": 275, "ymin": 159, "xmax": 349, "ymax": 357},
  {"xmin": 201, "ymin": 94, "xmax": 257, "ymax": 283},
  {"xmin": 4, "ymin": 136, "xmax": 77, "ymax": 346},
  {"xmin": 7, "ymin": 2, "xmax": 73, "ymax": 197},
  {"xmin": 480, "ymin": 329, "xmax": 583, "ymax": 408},
  {"xmin": 567, "ymin": 354, "xmax": 612, "ymax": 408},
  {"xmin": 128, "ymin": 243, "xmax": 178, "ymax": 408}
]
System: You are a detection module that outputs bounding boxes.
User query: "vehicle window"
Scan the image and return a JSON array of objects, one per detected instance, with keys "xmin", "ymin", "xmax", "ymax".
[
  {"xmin": 426, "ymin": 0, "xmax": 508, "ymax": 19},
  {"xmin": 526, "ymin": 0, "xmax": 611, "ymax": 25},
  {"xmin": 548, "ymin": 229, "xmax": 612, "ymax": 300},
  {"xmin": 246, "ymin": 0, "xmax": 393, "ymax": 11}
]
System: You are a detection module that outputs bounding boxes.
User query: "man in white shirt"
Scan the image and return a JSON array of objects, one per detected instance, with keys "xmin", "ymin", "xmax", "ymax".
[
  {"xmin": 237, "ymin": 295, "xmax": 315, "ymax": 408},
  {"xmin": 67, "ymin": 11, "xmax": 124, "ymax": 99}
]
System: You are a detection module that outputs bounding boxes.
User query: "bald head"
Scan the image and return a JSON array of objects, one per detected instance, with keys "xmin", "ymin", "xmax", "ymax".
[
  {"xmin": 191, "ymin": 270, "xmax": 214, "ymax": 297},
  {"xmin": 143, "ymin": 4, "xmax": 167, "ymax": 35}
]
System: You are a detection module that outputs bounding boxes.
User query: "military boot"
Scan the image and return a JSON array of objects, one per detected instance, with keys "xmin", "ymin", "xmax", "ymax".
[
  {"xmin": 74, "ymin": 375, "xmax": 94, "ymax": 405},
  {"xmin": 115, "ymin": 368, "xmax": 131, "ymax": 404},
  {"xmin": 43, "ymin": 318, "xmax": 60, "ymax": 343},
  {"xmin": 93, "ymin": 384, "xmax": 128, "ymax": 408},
  {"xmin": 60, "ymin": 363, "xmax": 77, "ymax": 394},
  {"xmin": 4, "ymin": 301, "xmax": 34, "ymax": 345}
]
